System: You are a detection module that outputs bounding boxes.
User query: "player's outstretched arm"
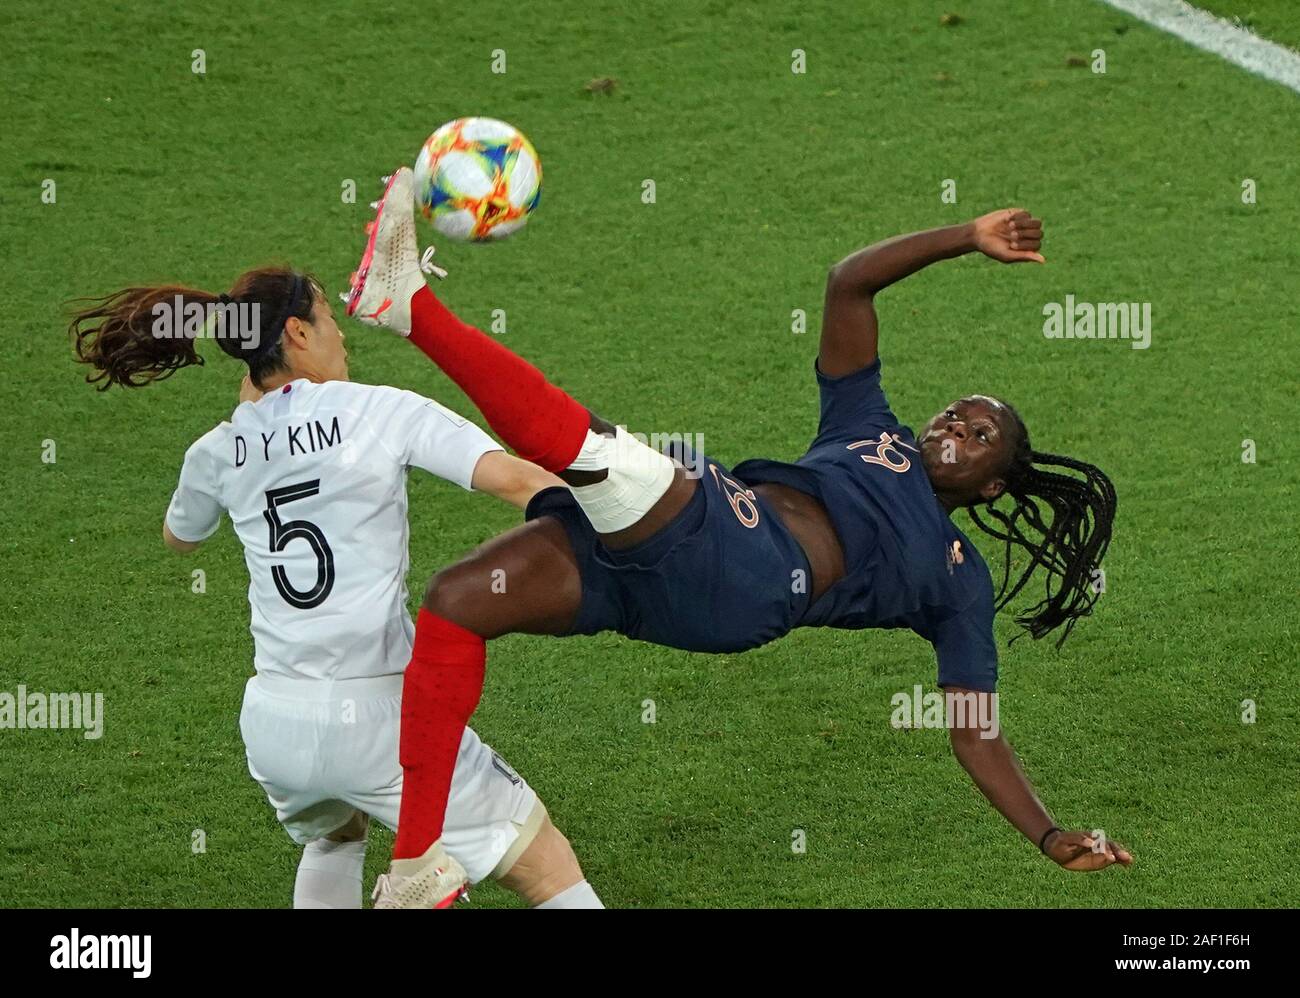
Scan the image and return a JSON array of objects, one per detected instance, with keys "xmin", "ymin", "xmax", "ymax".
[
  {"xmin": 470, "ymin": 451, "xmax": 565, "ymax": 510},
  {"xmin": 819, "ymin": 209, "xmax": 1044, "ymax": 378},
  {"xmin": 946, "ymin": 687, "xmax": 1132, "ymax": 872}
]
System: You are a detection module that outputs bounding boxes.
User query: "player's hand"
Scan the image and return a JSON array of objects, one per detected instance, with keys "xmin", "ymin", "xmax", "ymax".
[
  {"xmin": 1044, "ymin": 829, "xmax": 1133, "ymax": 871},
  {"xmin": 971, "ymin": 208, "xmax": 1045, "ymax": 264},
  {"xmin": 238, "ymin": 374, "xmax": 264, "ymax": 405}
]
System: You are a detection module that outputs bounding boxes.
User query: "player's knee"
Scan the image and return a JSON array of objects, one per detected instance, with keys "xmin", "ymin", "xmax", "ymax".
[
  {"xmin": 422, "ymin": 564, "xmax": 481, "ymax": 628},
  {"xmin": 323, "ymin": 810, "xmax": 368, "ymax": 843},
  {"xmin": 423, "ymin": 556, "xmax": 519, "ymax": 638}
]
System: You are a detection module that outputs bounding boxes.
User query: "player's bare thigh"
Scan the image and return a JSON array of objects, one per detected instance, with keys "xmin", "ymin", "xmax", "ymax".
[{"xmin": 422, "ymin": 516, "xmax": 584, "ymax": 638}]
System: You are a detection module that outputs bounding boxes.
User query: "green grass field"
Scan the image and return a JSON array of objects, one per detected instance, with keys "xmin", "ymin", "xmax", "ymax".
[{"xmin": 3, "ymin": 0, "xmax": 1298, "ymax": 908}]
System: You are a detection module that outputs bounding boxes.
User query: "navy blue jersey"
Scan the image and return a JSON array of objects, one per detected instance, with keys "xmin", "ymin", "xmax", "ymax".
[{"xmin": 733, "ymin": 359, "xmax": 999, "ymax": 691}]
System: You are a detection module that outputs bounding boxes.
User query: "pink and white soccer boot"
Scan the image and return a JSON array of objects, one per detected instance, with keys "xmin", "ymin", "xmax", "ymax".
[{"xmin": 343, "ymin": 167, "xmax": 445, "ymax": 336}]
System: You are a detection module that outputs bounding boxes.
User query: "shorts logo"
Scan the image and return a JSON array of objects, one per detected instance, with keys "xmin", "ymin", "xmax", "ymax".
[
  {"xmin": 491, "ymin": 753, "xmax": 522, "ymax": 786},
  {"xmin": 709, "ymin": 464, "xmax": 760, "ymax": 528}
]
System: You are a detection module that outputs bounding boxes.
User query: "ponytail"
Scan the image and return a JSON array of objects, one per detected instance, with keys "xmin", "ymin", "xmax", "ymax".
[
  {"xmin": 968, "ymin": 403, "xmax": 1118, "ymax": 647},
  {"xmin": 70, "ymin": 285, "xmax": 216, "ymax": 389},
  {"xmin": 70, "ymin": 267, "xmax": 321, "ymax": 390}
]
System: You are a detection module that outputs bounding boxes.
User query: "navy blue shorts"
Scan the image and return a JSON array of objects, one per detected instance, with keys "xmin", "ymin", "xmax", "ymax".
[{"xmin": 524, "ymin": 445, "xmax": 813, "ymax": 653}]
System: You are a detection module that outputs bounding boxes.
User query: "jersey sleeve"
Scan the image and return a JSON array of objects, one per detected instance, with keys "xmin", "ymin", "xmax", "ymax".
[
  {"xmin": 165, "ymin": 439, "xmax": 223, "ymax": 543},
  {"xmin": 814, "ymin": 357, "xmax": 899, "ymax": 440},
  {"xmin": 379, "ymin": 388, "xmax": 502, "ymax": 490},
  {"xmin": 929, "ymin": 585, "xmax": 999, "ymax": 692}
]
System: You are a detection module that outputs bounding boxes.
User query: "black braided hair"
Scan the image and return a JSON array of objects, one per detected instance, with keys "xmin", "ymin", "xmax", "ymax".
[{"xmin": 967, "ymin": 403, "xmax": 1117, "ymax": 648}]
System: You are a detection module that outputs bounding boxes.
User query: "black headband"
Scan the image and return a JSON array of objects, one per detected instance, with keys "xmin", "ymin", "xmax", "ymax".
[
  {"xmin": 270, "ymin": 274, "xmax": 305, "ymax": 337},
  {"xmin": 253, "ymin": 274, "xmax": 305, "ymax": 357}
]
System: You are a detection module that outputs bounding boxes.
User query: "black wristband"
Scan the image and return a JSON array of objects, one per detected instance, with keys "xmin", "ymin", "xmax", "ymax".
[{"xmin": 1038, "ymin": 826, "xmax": 1061, "ymax": 854}]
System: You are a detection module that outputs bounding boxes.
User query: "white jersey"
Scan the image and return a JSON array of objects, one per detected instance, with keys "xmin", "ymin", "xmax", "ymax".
[{"xmin": 165, "ymin": 379, "xmax": 501, "ymax": 682}]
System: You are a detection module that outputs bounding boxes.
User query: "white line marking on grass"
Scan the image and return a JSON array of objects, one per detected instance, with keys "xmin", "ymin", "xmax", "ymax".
[{"xmin": 1099, "ymin": 0, "xmax": 1300, "ymax": 94}]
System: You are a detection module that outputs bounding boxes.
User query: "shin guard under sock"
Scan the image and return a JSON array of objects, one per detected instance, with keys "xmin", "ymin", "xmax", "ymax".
[
  {"xmin": 408, "ymin": 286, "xmax": 589, "ymax": 472},
  {"xmin": 393, "ymin": 608, "xmax": 486, "ymax": 860}
]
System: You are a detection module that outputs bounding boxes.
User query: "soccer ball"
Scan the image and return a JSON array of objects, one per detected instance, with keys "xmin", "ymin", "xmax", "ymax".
[{"xmin": 413, "ymin": 117, "xmax": 542, "ymax": 242}]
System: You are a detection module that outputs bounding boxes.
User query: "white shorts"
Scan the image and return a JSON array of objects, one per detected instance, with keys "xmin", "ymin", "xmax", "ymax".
[{"xmin": 239, "ymin": 672, "xmax": 541, "ymax": 884}]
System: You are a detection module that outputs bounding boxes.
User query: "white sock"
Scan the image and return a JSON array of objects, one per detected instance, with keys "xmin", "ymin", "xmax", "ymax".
[
  {"xmin": 567, "ymin": 427, "xmax": 617, "ymax": 471},
  {"xmin": 293, "ymin": 838, "xmax": 367, "ymax": 909},
  {"xmin": 565, "ymin": 428, "xmax": 676, "ymax": 533},
  {"xmin": 533, "ymin": 879, "xmax": 605, "ymax": 909}
]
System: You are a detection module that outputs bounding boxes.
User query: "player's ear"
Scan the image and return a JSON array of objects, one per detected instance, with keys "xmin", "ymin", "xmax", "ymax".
[
  {"xmin": 281, "ymin": 315, "xmax": 310, "ymax": 349},
  {"xmin": 980, "ymin": 477, "xmax": 1006, "ymax": 502}
]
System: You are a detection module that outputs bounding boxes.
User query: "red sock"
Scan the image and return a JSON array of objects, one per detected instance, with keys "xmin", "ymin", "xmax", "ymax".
[
  {"xmin": 393, "ymin": 609, "xmax": 486, "ymax": 860},
  {"xmin": 408, "ymin": 285, "xmax": 589, "ymax": 472}
]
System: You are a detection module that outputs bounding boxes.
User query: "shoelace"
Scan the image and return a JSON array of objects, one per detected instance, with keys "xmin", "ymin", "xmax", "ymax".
[
  {"xmin": 372, "ymin": 866, "xmax": 458, "ymax": 906},
  {"xmin": 341, "ymin": 190, "xmax": 447, "ymax": 310},
  {"xmin": 371, "ymin": 872, "xmax": 422, "ymax": 907},
  {"xmin": 421, "ymin": 245, "xmax": 448, "ymax": 280}
]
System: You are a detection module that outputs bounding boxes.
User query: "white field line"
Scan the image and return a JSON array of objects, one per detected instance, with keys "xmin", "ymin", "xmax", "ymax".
[{"xmin": 1098, "ymin": 0, "xmax": 1300, "ymax": 95}]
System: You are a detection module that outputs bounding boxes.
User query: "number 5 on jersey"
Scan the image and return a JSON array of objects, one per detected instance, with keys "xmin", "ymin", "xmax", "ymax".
[{"xmin": 263, "ymin": 480, "xmax": 336, "ymax": 609}]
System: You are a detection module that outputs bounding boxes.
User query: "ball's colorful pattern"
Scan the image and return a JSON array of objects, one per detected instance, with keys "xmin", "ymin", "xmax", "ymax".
[{"xmin": 413, "ymin": 117, "xmax": 542, "ymax": 241}]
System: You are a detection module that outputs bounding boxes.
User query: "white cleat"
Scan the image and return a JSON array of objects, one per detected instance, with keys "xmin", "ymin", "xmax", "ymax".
[
  {"xmin": 371, "ymin": 839, "xmax": 469, "ymax": 910},
  {"xmin": 344, "ymin": 167, "xmax": 429, "ymax": 336}
]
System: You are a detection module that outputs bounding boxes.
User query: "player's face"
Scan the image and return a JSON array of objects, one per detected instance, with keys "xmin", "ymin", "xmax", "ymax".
[
  {"xmin": 298, "ymin": 296, "xmax": 349, "ymax": 382},
  {"xmin": 918, "ymin": 395, "xmax": 1016, "ymax": 505}
]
